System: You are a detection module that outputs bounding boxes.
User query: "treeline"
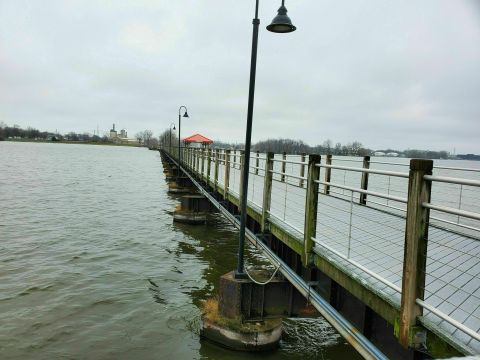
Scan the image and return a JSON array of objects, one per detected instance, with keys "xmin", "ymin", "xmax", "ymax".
[
  {"xmin": 456, "ymin": 154, "xmax": 480, "ymax": 161},
  {"xmin": 401, "ymin": 149, "xmax": 449, "ymax": 160},
  {"xmin": 0, "ymin": 123, "xmax": 54, "ymax": 141},
  {"xmin": 213, "ymin": 138, "xmax": 455, "ymax": 159},
  {"xmin": 214, "ymin": 138, "xmax": 372, "ymax": 156}
]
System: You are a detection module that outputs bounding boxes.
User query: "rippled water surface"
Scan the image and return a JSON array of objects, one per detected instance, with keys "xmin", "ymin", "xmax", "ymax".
[{"xmin": 0, "ymin": 142, "xmax": 360, "ymax": 360}]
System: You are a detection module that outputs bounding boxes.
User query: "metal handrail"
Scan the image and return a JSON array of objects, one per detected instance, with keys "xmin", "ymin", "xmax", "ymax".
[
  {"xmin": 433, "ymin": 165, "xmax": 480, "ymax": 172},
  {"xmin": 424, "ymin": 175, "xmax": 480, "ymax": 187},
  {"xmin": 272, "ymin": 158, "xmax": 308, "ymax": 165},
  {"xmin": 370, "ymin": 161, "xmax": 408, "ymax": 167},
  {"xmin": 416, "ymin": 299, "xmax": 480, "ymax": 342},
  {"xmin": 316, "ymin": 164, "xmax": 409, "ymax": 178},
  {"xmin": 269, "ymin": 169, "xmax": 307, "ymax": 181},
  {"xmin": 329, "ymin": 158, "xmax": 363, "ymax": 163},
  {"xmin": 423, "ymin": 203, "xmax": 480, "ymax": 221},
  {"xmin": 315, "ymin": 180, "xmax": 408, "ymax": 203}
]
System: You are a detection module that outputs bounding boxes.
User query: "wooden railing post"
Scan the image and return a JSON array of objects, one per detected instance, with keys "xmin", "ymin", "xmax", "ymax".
[
  {"xmin": 299, "ymin": 153, "xmax": 306, "ymax": 188},
  {"xmin": 281, "ymin": 152, "xmax": 287, "ymax": 182},
  {"xmin": 206, "ymin": 148, "xmax": 212, "ymax": 186},
  {"xmin": 261, "ymin": 152, "xmax": 274, "ymax": 232},
  {"xmin": 224, "ymin": 149, "xmax": 231, "ymax": 199},
  {"xmin": 239, "ymin": 150, "xmax": 245, "ymax": 205},
  {"xmin": 255, "ymin": 150, "xmax": 260, "ymax": 175},
  {"xmin": 214, "ymin": 149, "xmax": 219, "ymax": 192},
  {"xmin": 359, "ymin": 156, "xmax": 370, "ymax": 205},
  {"xmin": 190, "ymin": 148, "xmax": 194, "ymax": 171},
  {"xmin": 194, "ymin": 149, "xmax": 198, "ymax": 173},
  {"xmin": 195, "ymin": 149, "xmax": 200, "ymax": 174},
  {"xmin": 324, "ymin": 154, "xmax": 332, "ymax": 194},
  {"xmin": 303, "ymin": 154, "xmax": 321, "ymax": 266},
  {"xmin": 398, "ymin": 159, "xmax": 433, "ymax": 348},
  {"xmin": 201, "ymin": 148, "xmax": 205, "ymax": 180}
]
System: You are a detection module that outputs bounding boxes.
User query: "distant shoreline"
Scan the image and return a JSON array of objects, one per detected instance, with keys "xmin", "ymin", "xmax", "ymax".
[{"xmin": 1, "ymin": 139, "xmax": 142, "ymax": 147}]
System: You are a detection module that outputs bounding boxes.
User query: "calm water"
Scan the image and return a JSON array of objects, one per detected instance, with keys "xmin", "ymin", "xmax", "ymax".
[{"xmin": 0, "ymin": 142, "xmax": 360, "ymax": 360}]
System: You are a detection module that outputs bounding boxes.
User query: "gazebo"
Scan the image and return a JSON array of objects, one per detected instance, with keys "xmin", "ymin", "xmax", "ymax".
[{"xmin": 183, "ymin": 134, "xmax": 213, "ymax": 148}]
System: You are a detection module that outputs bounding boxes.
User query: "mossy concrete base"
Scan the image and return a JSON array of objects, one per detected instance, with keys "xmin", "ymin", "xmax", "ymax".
[
  {"xmin": 201, "ymin": 318, "xmax": 282, "ymax": 352},
  {"xmin": 167, "ymin": 183, "xmax": 196, "ymax": 194},
  {"xmin": 173, "ymin": 210, "xmax": 207, "ymax": 224}
]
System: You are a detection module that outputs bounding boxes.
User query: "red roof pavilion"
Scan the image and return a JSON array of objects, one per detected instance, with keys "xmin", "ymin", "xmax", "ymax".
[{"xmin": 183, "ymin": 134, "xmax": 213, "ymax": 145}]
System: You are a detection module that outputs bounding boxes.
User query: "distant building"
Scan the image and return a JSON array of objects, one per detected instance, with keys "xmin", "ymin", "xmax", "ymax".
[
  {"xmin": 374, "ymin": 151, "xmax": 386, "ymax": 156},
  {"xmin": 386, "ymin": 152, "xmax": 399, "ymax": 157},
  {"xmin": 183, "ymin": 134, "xmax": 214, "ymax": 148},
  {"xmin": 109, "ymin": 124, "xmax": 137, "ymax": 144},
  {"xmin": 110, "ymin": 124, "xmax": 117, "ymax": 139}
]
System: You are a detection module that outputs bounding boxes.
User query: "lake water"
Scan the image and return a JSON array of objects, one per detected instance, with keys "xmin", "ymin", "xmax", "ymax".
[{"xmin": 0, "ymin": 142, "xmax": 360, "ymax": 360}]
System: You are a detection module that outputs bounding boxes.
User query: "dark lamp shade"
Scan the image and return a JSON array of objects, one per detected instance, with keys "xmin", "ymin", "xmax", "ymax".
[{"xmin": 266, "ymin": 5, "xmax": 296, "ymax": 33}]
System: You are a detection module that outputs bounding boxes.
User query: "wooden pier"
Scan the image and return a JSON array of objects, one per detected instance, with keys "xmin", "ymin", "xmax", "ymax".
[{"xmin": 159, "ymin": 146, "xmax": 480, "ymax": 359}]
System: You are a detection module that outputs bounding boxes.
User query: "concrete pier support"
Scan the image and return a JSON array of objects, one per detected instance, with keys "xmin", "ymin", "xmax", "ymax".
[
  {"xmin": 173, "ymin": 195, "xmax": 210, "ymax": 224},
  {"xmin": 201, "ymin": 271, "xmax": 318, "ymax": 351},
  {"xmin": 167, "ymin": 176, "xmax": 196, "ymax": 194}
]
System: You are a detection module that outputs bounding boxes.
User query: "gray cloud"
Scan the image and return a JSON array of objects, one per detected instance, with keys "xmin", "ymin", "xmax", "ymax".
[{"xmin": 0, "ymin": 0, "xmax": 479, "ymax": 152}]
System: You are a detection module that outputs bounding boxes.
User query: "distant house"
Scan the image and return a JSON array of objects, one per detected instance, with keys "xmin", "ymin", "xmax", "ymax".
[
  {"xmin": 386, "ymin": 152, "xmax": 399, "ymax": 157},
  {"xmin": 374, "ymin": 151, "xmax": 386, "ymax": 156}
]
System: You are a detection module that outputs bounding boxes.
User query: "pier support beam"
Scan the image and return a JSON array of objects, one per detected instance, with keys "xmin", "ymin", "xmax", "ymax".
[
  {"xmin": 168, "ymin": 176, "xmax": 196, "ymax": 194},
  {"xmin": 173, "ymin": 195, "xmax": 211, "ymax": 224},
  {"xmin": 201, "ymin": 271, "xmax": 319, "ymax": 351}
]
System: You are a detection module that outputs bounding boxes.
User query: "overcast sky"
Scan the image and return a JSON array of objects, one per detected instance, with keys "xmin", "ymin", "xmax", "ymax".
[{"xmin": 0, "ymin": 1, "xmax": 479, "ymax": 153}]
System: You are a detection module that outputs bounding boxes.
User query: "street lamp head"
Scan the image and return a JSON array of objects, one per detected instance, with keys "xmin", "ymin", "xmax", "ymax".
[
  {"xmin": 266, "ymin": 4, "xmax": 296, "ymax": 33},
  {"xmin": 183, "ymin": 111, "xmax": 189, "ymax": 118},
  {"xmin": 173, "ymin": 125, "xmax": 176, "ymax": 130}
]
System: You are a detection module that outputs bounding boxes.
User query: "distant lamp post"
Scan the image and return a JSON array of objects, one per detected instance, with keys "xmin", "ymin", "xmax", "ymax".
[
  {"xmin": 178, "ymin": 106, "xmax": 189, "ymax": 164},
  {"xmin": 170, "ymin": 122, "xmax": 176, "ymax": 154},
  {"xmin": 235, "ymin": 0, "xmax": 296, "ymax": 279}
]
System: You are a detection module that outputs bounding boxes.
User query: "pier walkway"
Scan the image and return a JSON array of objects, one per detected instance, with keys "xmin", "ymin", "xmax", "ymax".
[{"xmin": 160, "ymin": 146, "xmax": 480, "ymax": 358}]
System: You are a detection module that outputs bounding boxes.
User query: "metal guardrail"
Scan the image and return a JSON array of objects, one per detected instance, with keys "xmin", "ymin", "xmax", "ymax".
[
  {"xmin": 163, "ymin": 150, "xmax": 389, "ymax": 360},
  {"xmin": 163, "ymin": 146, "xmax": 480, "ymax": 354}
]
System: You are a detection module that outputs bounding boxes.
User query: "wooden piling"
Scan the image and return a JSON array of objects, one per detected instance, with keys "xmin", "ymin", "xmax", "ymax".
[
  {"xmin": 207, "ymin": 148, "xmax": 212, "ymax": 186},
  {"xmin": 398, "ymin": 159, "xmax": 432, "ymax": 348},
  {"xmin": 201, "ymin": 148, "xmax": 205, "ymax": 181},
  {"xmin": 324, "ymin": 154, "xmax": 332, "ymax": 195},
  {"xmin": 281, "ymin": 152, "xmax": 287, "ymax": 182},
  {"xmin": 359, "ymin": 156, "xmax": 370, "ymax": 205},
  {"xmin": 300, "ymin": 153, "xmax": 306, "ymax": 188},
  {"xmin": 303, "ymin": 154, "xmax": 321, "ymax": 266},
  {"xmin": 196, "ymin": 149, "xmax": 200, "ymax": 173},
  {"xmin": 239, "ymin": 151, "xmax": 245, "ymax": 207},
  {"xmin": 261, "ymin": 152, "xmax": 274, "ymax": 232},
  {"xmin": 255, "ymin": 150, "xmax": 260, "ymax": 175},
  {"xmin": 224, "ymin": 149, "xmax": 231, "ymax": 199},
  {"xmin": 214, "ymin": 149, "xmax": 220, "ymax": 192}
]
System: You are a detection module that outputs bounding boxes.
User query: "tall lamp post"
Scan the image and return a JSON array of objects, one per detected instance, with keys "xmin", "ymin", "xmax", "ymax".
[
  {"xmin": 236, "ymin": 0, "xmax": 296, "ymax": 279},
  {"xmin": 178, "ymin": 106, "xmax": 189, "ymax": 165},
  {"xmin": 169, "ymin": 122, "xmax": 176, "ymax": 154}
]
